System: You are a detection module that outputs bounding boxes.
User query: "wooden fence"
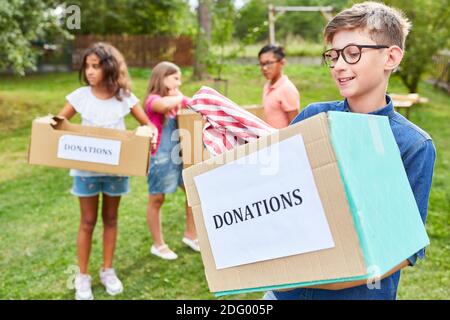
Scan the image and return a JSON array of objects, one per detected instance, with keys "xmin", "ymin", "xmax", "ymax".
[
  {"xmin": 432, "ymin": 50, "xmax": 450, "ymax": 93},
  {"xmin": 72, "ymin": 35, "xmax": 194, "ymax": 69}
]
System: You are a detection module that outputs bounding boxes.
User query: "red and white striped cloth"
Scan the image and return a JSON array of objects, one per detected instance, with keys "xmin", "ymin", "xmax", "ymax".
[{"xmin": 188, "ymin": 86, "xmax": 277, "ymax": 156}]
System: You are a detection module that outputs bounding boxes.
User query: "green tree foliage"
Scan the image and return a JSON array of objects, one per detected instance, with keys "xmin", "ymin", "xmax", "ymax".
[
  {"xmin": 193, "ymin": 0, "xmax": 213, "ymax": 80},
  {"xmin": 0, "ymin": 0, "xmax": 69, "ymax": 75},
  {"xmin": 234, "ymin": 0, "xmax": 269, "ymax": 42},
  {"xmin": 234, "ymin": 0, "xmax": 348, "ymax": 43},
  {"xmin": 384, "ymin": 0, "xmax": 450, "ymax": 93},
  {"xmin": 68, "ymin": 0, "xmax": 195, "ymax": 36},
  {"xmin": 276, "ymin": 0, "xmax": 348, "ymax": 42},
  {"xmin": 209, "ymin": 0, "xmax": 236, "ymax": 78}
]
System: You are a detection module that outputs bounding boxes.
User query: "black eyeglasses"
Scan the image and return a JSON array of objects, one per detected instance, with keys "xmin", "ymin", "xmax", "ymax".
[
  {"xmin": 258, "ymin": 60, "xmax": 280, "ymax": 68},
  {"xmin": 322, "ymin": 44, "xmax": 389, "ymax": 68}
]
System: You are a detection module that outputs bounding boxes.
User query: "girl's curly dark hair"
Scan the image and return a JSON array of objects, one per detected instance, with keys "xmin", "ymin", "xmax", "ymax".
[{"xmin": 79, "ymin": 42, "xmax": 131, "ymax": 101}]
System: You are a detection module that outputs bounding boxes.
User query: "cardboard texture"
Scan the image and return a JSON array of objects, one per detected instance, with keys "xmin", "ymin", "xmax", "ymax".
[
  {"xmin": 178, "ymin": 105, "xmax": 265, "ymax": 169},
  {"xmin": 28, "ymin": 116, "xmax": 151, "ymax": 176},
  {"xmin": 182, "ymin": 111, "xmax": 429, "ymax": 296}
]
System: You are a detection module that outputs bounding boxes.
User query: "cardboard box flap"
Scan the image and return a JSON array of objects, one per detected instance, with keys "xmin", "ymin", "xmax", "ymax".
[
  {"xmin": 51, "ymin": 118, "xmax": 136, "ymax": 140},
  {"xmin": 328, "ymin": 111, "xmax": 429, "ymax": 276},
  {"xmin": 183, "ymin": 112, "xmax": 367, "ymax": 293}
]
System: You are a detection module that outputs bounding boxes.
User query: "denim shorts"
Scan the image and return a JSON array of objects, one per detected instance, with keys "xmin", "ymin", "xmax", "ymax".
[
  {"xmin": 71, "ymin": 176, "xmax": 130, "ymax": 197},
  {"xmin": 147, "ymin": 154, "xmax": 183, "ymax": 194},
  {"xmin": 147, "ymin": 117, "xmax": 183, "ymax": 195}
]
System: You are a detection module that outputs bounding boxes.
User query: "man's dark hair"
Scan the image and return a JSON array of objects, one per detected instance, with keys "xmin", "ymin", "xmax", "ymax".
[{"xmin": 258, "ymin": 44, "xmax": 285, "ymax": 60}]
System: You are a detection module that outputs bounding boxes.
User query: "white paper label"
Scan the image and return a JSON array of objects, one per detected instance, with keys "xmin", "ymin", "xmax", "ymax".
[
  {"xmin": 57, "ymin": 135, "xmax": 122, "ymax": 165},
  {"xmin": 194, "ymin": 135, "xmax": 335, "ymax": 269}
]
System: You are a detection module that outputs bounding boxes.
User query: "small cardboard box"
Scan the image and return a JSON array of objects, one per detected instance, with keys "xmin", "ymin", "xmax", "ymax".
[
  {"xmin": 178, "ymin": 105, "xmax": 265, "ymax": 169},
  {"xmin": 28, "ymin": 116, "xmax": 151, "ymax": 176},
  {"xmin": 182, "ymin": 111, "xmax": 429, "ymax": 296}
]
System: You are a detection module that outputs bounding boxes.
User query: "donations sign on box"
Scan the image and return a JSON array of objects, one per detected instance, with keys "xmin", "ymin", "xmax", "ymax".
[
  {"xmin": 194, "ymin": 135, "xmax": 335, "ymax": 269},
  {"xmin": 57, "ymin": 135, "xmax": 122, "ymax": 165}
]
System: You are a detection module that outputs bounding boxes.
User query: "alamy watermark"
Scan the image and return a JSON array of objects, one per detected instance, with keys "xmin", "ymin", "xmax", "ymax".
[
  {"xmin": 366, "ymin": 265, "xmax": 382, "ymax": 290},
  {"xmin": 64, "ymin": 264, "xmax": 80, "ymax": 289},
  {"xmin": 55, "ymin": 4, "xmax": 81, "ymax": 30}
]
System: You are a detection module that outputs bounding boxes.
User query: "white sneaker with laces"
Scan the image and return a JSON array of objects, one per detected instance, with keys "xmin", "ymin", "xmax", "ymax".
[
  {"xmin": 74, "ymin": 273, "xmax": 94, "ymax": 300},
  {"xmin": 182, "ymin": 237, "xmax": 200, "ymax": 252},
  {"xmin": 150, "ymin": 244, "xmax": 178, "ymax": 260},
  {"xmin": 100, "ymin": 268, "xmax": 123, "ymax": 296}
]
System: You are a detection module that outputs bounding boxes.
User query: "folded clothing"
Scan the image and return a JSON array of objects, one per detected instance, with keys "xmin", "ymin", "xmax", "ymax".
[{"xmin": 188, "ymin": 86, "xmax": 277, "ymax": 156}]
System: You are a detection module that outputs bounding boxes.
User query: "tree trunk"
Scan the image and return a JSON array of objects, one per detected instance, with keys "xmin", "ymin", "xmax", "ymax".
[
  {"xmin": 402, "ymin": 69, "xmax": 421, "ymax": 93},
  {"xmin": 193, "ymin": 0, "xmax": 212, "ymax": 80}
]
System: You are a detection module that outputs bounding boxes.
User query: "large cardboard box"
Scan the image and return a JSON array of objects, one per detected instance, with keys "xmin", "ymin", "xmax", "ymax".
[
  {"xmin": 178, "ymin": 105, "xmax": 265, "ymax": 169},
  {"xmin": 182, "ymin": 111, "xmax": 429, "ymax": 296},
  {"xmin": 28, "ymin": 116, "xmax": 151, "ymax": 176}
]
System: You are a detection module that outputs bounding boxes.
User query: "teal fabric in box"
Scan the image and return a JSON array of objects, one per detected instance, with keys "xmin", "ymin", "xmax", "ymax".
[
  {"xmin": 327, "ymin": 111, "xmax": 429, "ymax": 276},
  {"xmin": 214, "ymin": 112, "xmax": 429, "ymax": 297}
]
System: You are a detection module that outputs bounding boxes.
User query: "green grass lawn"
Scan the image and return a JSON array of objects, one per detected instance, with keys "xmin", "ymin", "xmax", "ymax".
[{"xmin": 0, "ymin": 65, "xmax": 448, "ymax": 299}]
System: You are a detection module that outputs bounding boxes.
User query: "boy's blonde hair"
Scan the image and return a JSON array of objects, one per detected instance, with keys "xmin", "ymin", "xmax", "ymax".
[{"xmin": 324, "ymin": 1, "xmax": 412, "ymax": 50}]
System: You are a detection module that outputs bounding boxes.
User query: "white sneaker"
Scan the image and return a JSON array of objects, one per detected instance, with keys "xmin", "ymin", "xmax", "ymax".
[
  {"xmin": 100, "ymin": 268, "xmax": 123, "ymax": 296},
  {"xmin": 182, "ymin": 237, "xmax": 200, "ymax": 252},
  {"xmin": 74, "ymin": 273, "xmax": 94, "ymax": 300},
  {"xmin": 150, "ymin": 244, "xmax": 178, "ymax": 260}
]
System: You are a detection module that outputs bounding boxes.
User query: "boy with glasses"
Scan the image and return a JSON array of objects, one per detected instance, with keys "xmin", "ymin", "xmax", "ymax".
[
  {"xmin": 258, "ymin": 45, "xmax": 300, "ymax": 128},
  {"xmin": 264, "ymin": 1, "xmax": 436, "ymax": 300}
]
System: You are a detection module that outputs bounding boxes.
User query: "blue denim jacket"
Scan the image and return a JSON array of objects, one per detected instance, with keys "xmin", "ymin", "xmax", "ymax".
[{"xmin": 266, "ymin": 96, "xmax": 436, "ymax": 300}]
